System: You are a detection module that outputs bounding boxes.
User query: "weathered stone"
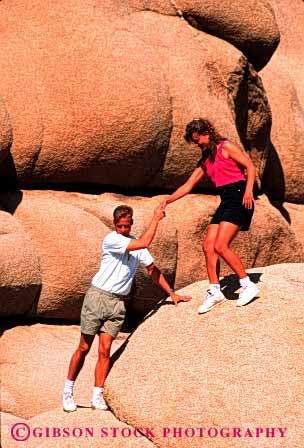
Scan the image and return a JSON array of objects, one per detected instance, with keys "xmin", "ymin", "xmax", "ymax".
[
  {"xmin": 0, "ymin": 191, "xmax": 302, "ymax": 319},
  {"xmin": 1, "ymin": 408, "xmax": 155, "ymax": 448},
  {"xmin": 128, "ymin": 0, "xmax": 280, "ymax": 70},
  {"xmin": 1, "ymin": 191, "xmax": 109, "ymax": 320},
  {"xmin": 0, "ymin": 96, "xmax": 12, "ymax": 163},
  {"xmin": 105, "ymin": 263, "xmax": 304, "ymax": 448},
  {"xmin": 0, "ymin": 0, "xmax": 271, "ymax": 192},
  {"xmin": 260, "ymin": 0, "xmax": 304, "ymax": 203},
  {"xmin": 0, "ymin": 323, "xmax": 128, "ymax": 420},
  {"xmin": 283, "ymin": 202, "xmax": 304, "ymax": 254},
  {"xmin": 0, "ymin": 208, "xmax": 41, "ymax": 316}
]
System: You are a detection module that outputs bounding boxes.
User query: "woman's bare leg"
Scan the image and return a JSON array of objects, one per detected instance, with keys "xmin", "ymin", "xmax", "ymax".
[
  {"xmin": 213, "ymin": 221, "xmax": 247, "ymax": 279},
  {"xmin": 202, "ymin": 224, "xmax": 221, "ymax": 284}
]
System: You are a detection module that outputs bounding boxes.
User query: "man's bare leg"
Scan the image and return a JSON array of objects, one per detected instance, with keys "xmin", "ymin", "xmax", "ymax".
[
  {"xmin": 91, "ymin": 332, "xmax": 114, "ymax": 410},
  {"xmin": 62, "ymin": 333, "xmax": 95, "ymax": 412}
]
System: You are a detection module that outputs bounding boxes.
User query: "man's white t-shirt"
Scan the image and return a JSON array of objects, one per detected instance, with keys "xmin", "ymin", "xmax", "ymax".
[{"xmin": 91, "ymin": 231, "xmax": 154, "ymax": 295}]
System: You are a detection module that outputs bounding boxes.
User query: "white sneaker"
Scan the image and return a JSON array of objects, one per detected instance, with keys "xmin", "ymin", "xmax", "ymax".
[
  {"xmin": 236, "ymin": 282, "xmax": 259, "ymax": 306},
  {"xmin": 91, "ymin": 394, "xmax": 108, "ymax": 410},
  {"xmin": 62, "ymin": 392, "xmax": 77, "ymax": 412},
  {"xmin": 198, "ymin": 290, "xmax": 226, "ymax": 314}
]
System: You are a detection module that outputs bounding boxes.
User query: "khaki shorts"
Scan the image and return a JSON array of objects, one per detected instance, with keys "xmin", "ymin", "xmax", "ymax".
[{"xmin": 80, "ymin": 286, "xmax": 128, "ymax": 338}]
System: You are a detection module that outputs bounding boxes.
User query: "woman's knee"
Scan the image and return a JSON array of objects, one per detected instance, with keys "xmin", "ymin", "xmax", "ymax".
[
  {"xmin": 202, "ymin": 238, "xmax": 215, "ymax": 254},
  {"xmin": 214, "ymin": 241, "xmax": 229, "ymax": 256}
]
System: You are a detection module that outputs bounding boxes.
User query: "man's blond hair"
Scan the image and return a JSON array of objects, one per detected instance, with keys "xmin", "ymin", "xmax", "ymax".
[{"xmin": 113, "ymin": 205, "xmax": 133, "ymax": 224}]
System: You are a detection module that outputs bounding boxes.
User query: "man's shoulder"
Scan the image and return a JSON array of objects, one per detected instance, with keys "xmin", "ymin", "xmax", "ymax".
[
  {"xmin": 104, "ymin": 231, "xmax": 117, "ymax": 241},
  {"xmin": 103, "ymin": 232, "xmax": 138, "ymax": 252},
  {"xmin": 104, "ymin": 231, "xmax": 136, "ymax": 242}
]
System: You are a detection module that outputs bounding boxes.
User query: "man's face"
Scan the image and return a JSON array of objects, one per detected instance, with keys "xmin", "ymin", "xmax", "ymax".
[{"xmin": 115, "ymin": 217, "xmax": 132, "ymax": 237}]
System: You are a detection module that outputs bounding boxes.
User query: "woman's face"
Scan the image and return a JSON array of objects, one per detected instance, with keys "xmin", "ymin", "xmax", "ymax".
[{"xmin": 191, "ymin": 131, "xmax": 210, "ymax": 149}]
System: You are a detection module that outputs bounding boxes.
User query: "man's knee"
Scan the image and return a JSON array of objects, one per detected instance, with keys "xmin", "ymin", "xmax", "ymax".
[
  {"xmin": 77, "ymin": 343, "xmax": 91, "ymax": 356},
  {"xmin": 98, "ymin": 347, "xmax": 111, "ymax": 360},
  {"xmin": 77, "ymin": 335, "xmax": 94, "ymax": 356},
  {"xmin": 98, "ymin": 333, "xmax": 113, "ymax": 359}
]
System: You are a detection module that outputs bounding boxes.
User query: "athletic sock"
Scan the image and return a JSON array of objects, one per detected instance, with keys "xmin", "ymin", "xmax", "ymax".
[
  {"xmin": 63, "ymin": 379, "xmax": 75, "ymax": 395},
  {"xmin": 209, "ymin": 284, "xmax": 221, "ymax": 296},
  {"xmin": 92, "ymin": 386, "xmax": 103, "ymax": 400},
  {"xmin": 239, "ymin": 276, "xmax": 251, "ymax": 288}
]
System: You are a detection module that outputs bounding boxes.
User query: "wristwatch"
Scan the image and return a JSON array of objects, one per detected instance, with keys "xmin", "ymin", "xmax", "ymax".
[{"xmin": 166, "ymin": 288, "xmax": 174, "ymax": 295}]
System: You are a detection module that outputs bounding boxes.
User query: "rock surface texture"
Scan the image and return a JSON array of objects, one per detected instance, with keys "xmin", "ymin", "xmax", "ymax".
[
  {"xmin": 1, "ymin": 264, "xmax": 303, "ymax": 447},
  {"xmin": 0, "ymin": 0, "xmax": 276, "ymax": 192},
  {"xmin": 0, "ymin": 0, "xmax": 303, "ymax": 319},
  {"xmin": 105, "ymin": 263, "xmax": 304, "ymax": 448},
  {"xmin": 1, "ymin": 410, "xmax": 155, "ymax": 448},
  {"xmin": 0, "ymin": 1, "xmax": 303, "ymax": 447},
  {"xmin": 260, "ymin": 0, "xmax": 304, "ymax": 203},
  {"xmin": 0, "ymin": 190, "xmax": 302, "ymax": 318},
  {"xmin": 0, "ymin": 324, "xmax": 153, "ymax": 448},
  {"xmin": 0, "ymin": 324, "xmax": 128, "ymax": 419}
]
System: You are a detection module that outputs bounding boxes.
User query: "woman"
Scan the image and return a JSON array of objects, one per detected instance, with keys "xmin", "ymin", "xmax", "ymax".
[{"xmin": 163, "ymin": 118, "xmax": 259, "ymax": 313}]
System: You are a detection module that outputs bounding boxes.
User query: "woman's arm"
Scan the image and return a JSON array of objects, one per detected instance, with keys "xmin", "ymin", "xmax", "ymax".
[
  {"xmin": 223, "ymin": 141, "xmax": 256, "ymax": 209},
  {"xmin": 164, "ymin": 166, "xmax": 205, "ymax": 205}
]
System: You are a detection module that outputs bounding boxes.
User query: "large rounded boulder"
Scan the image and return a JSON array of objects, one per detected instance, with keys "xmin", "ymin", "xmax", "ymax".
[
  {"xmin": 0, "ymin": 0, "xmax": 273, "ymax": 192},
  {"xmin": 105, "ymin": 263, "xmax": 304, "ymax": 448},
  {"xmin": 0, "ymin": 190, "xmax": 302, "ymax": 319}
]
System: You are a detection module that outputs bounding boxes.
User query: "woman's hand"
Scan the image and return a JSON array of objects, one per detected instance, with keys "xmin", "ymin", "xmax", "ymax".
[
  {"xmin": 243, "ymin": 189, "xmax": 254, "ymax": 209},
  {"xmin": 153, "ymin": 202, "xmax": 166, "ymax": 220},
  {"xmin": 160, "ymin": 199, "xmax": 168, "ymax": 209}
]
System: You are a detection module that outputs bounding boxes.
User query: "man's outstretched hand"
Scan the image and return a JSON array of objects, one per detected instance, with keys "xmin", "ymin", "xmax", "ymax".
[
  {"xmin": 153, "ymin": 202, "xmax": 166, "ymax": 221},
  {"xmin": 170, "ymin": 292, "xmax": 192, "ymax": 306}
]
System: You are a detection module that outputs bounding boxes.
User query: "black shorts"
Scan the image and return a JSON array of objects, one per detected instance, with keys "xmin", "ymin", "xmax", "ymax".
[{"xmin": 210, "ymin": 180, "xmax": 254, "ymax": 231}]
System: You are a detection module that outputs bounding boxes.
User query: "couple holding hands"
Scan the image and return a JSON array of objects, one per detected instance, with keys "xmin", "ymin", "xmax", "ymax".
[{"xmin": 62, "ymin": 118, "xmax": 259, "ymax": 412}]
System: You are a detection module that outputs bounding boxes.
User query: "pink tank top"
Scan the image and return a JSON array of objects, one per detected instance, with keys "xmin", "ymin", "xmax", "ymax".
[{"xmin": 204, "ymin": 141, "xmax": 246, "ymax": 187}]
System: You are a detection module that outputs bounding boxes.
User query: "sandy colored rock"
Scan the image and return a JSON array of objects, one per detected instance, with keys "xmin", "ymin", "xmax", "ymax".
[
  {"xmin": 0, "ymin": 95, "xmax": 12, "ymax": 162},
  {"xmin": 0, "ymin": 190, "xmax": 108, "ymax": 320},
  {"xmin": 260, "ymin": 0, "xmax": 304, "ymax": 203},
  {"xmin": 260, "ymin": 65, "xmax": 304, "ymax": 203},
  {"xmin": 0, "ymin": 0, "xmax": 271, "ymax": 192},
  {"xmin": 1, "ymin": 408, "xmax": 155, "ymax": 448},
  {"xmin": 0, "ymin": 323, "xmax": 128, "ymax": 420},
  {"xmin": 0, "ymin": 209, "xmax": 41, "ymax": 316},
  {"xmin": 282, "ymin": 202, "xmax": 304, "ymax": 254},
  {"xmin": 105, "ymin": 263, "xmax": 304, "ymax": 448},
  {"xmin": 0, "ymin": 190, "xmax": 302, "ymax": 318},
  {"xmin": 129, "ymin": 0, "xmax": 280, "ymax": 70}
]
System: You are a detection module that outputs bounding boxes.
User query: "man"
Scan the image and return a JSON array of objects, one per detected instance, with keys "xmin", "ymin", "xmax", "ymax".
[{"xmin": 62, "ymin": 203, "xmax": 191, "ymax": 412}]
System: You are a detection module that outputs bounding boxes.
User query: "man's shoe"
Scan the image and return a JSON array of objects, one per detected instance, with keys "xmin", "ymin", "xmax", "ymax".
[
  {"xmin": 62, "ymin": 392, "xmax": 77, "ymax": 412},
  {"xmin": 236, "ymin": 282, "xmax": 259, "ymax": 306},
  {"xmin": 91, "ymin": 395, "xmax": 108, "ymax": 410},
  {"xmin": 198, "ymin": 290, "xmax": 226, "ymax": 314}
]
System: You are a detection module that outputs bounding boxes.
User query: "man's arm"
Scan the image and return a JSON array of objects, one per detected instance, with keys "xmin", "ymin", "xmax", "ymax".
[
  {"xmin": 146, "ymin": 263, "xmax": 192, "ymax": 306},
  {"xmin": 126, "ymin": 203, "xmax": 165, "ymax": 251}
]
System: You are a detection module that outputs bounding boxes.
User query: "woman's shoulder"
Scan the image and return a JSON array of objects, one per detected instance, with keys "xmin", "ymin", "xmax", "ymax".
[
  {"xmin": 218, "ymin": 139, "xmax": 235, "ymax": 157},
  {"xmin": 219, "ymin": 139, "xmax": 230, "ymax": 148}
]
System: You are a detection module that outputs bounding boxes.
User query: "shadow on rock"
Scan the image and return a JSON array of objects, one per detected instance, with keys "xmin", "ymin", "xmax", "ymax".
[
  {"xmin": 220, "ymin": 272, "xmax": 262, "ymax": 300},
  {"xmin": 0, "ymin": 189, "xmax": 23, "ymax": 214}
]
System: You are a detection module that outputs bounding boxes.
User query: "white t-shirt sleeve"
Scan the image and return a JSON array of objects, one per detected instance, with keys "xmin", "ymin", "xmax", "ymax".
[
  {"xmin": 103, "ymin": 232, "xmax": 130, "ymax": 255},
  {"xmin": 138, "ymin": 248, "xmax": 154, "ymax": 267}
]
